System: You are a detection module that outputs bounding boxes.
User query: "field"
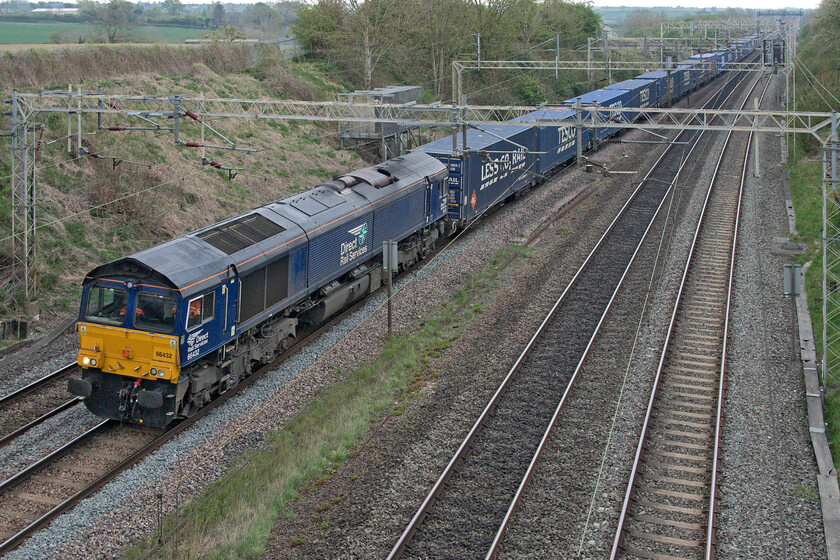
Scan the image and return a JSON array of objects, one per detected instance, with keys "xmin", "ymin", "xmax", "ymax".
[{"xmin": 0, "ymin": 21, "xmax": 204, "ymax": 45}]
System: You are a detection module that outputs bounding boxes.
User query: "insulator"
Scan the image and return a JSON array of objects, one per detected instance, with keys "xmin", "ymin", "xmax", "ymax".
[
  {"xmin": 107, "ymin": 126, "xmax": 125, "ymax": 131},
  {"xmin": 184, "ymin": 142, "xmax": 201, "ymax": 148},
  {"xmin": 184, "ymin": 110, "xmax": 200, "ymax": 121}
]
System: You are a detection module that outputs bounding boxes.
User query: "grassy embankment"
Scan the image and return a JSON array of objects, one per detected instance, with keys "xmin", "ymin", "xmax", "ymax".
[
  {"xmin": 0, "ymin": 44, "xmax": 363, "ymax": 316},
  {"xmin": 0, "ymin": 21, "xmax": 203, "ymax": 44},
  {"xmin": 120, "ymin": 245, "xmax": 532, "ymax": 559},
  {"xmin": 785, "ymin": 6, "xmax": 840, "ymax": 469},
  {"xmin": 788, "ymin": 142, "xmax": 840, "ymax": 468}
]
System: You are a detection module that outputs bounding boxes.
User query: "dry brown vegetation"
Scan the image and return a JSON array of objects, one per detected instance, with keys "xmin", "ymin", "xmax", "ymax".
[
  {"xmin": 0, "ymin": 43, "xmax": 254, "ymax": 89},
  {"xmin": 0, "ymin": 45, "xmax": 363, "ymax": 314}
]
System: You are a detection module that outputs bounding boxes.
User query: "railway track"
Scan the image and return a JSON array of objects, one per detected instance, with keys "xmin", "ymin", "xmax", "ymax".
[
  {"xmin": 0, "ymin": 363, "xmax": 82, "ymax": 448},
  {"xmin": 0, "ymin": 176, "xmax": 599, "ymax": 553},
  {"xmin": 0, "ymin": 80, "xmax": 623, "ymax": 556},
  {"xmin": 0, "ymin": 292, "xmax": 383, "ymax": 556},
  {"xmin": 387, "ymin": 56, "xmax": 762, "ymax": 560},
  {"xmin": 0, "ymin": 420, "xmax": 164, "ymax": 552},
  {"xmin": 608, "ymin": 72, "xmax": 772, "ymax": 560}
]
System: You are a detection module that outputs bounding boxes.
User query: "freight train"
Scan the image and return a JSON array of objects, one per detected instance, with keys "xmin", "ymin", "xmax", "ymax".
[{"xmin": 69, "ymin": 34, "xmax": 762, "ymax": 426}]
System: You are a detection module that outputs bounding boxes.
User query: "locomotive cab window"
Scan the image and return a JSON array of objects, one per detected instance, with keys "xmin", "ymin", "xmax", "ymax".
[
  {"xmin": 187, "ymin": 292, "xmax": 215, "ymax": 330},
  {"xmin": 134, "ymin": 293, "xmax": 177, "ymax": 334},
  {"xmin": 84, "ymin": 286, "xmax": 128, "ymax": 326}
]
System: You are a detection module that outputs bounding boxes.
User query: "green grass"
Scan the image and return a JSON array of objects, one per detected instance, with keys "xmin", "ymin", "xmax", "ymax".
[
  {"xmin": 0, "ymin": 21, "xmax": 98, "ymax": 43},
  {"xmin": 788, "ymin": 157, "xmax": 823, "ymax": 249},
  {"xmin": 794, "ymin": 483, "xmax": 820, "ymax": 502},
  {"xmin": 121, "ymin": 244, "xmax": 529, "ymax": 560},
  {"xmin": 787, "ymin": 157, "xmax": 824, "ymax": 351},
  {"xmin": 787, "ymin": 153, "xmax": 840, "ymax": 471},
  {"xmin": 0, "ymin": 21, "xmax": 204, "ymax": 45}
]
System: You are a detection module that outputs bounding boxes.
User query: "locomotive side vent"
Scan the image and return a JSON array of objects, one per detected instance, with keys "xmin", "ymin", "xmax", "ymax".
[{"xmin": 198, "ymin": 213, "xmax": 286, "ymax": 255}]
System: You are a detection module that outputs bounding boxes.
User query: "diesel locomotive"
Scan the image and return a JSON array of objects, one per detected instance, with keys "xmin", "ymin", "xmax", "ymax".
[{"xmin": 69, "ymin": 153, "xmax": 449, "ymax": 426}]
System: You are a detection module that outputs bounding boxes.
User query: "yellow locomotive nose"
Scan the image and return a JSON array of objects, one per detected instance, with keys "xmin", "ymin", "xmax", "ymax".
[{"xmin": 77, "ymin": 322, "xmax": 179, "ymax": 382}]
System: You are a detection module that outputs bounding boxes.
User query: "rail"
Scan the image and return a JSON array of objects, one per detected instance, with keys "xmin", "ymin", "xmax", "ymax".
[
  {"xmin": 387, "ymin": 56, "xmax": 757, "ymax": 560},
  {"xmin": 609, "ymin": 65, "xmax": 772, "ymax": 560},
  {"xmin": 0, "ymin": 363, "xmax": 81, "ymax": 447}
]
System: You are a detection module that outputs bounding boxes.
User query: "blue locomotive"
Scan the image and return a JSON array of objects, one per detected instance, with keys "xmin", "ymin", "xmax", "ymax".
[
  {"xmin": 70, "ymin": 36, "xmax": 761, "ymax": 426},
  {"xmin": 70, "ymin": 153, "xmax": 449, "ymax": 426}
]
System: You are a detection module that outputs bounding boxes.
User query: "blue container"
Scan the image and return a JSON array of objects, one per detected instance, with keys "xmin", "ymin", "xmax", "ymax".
[
  {"xmin": 636, "ymin": 71, "xmax": 669, "ymax": 105},
  {"xmin": 686, "ymin": 53, "xmax": 717, "ymax": 84},
  {"xmin": 563, "ymin": 88, "xmax": 637, "ymax": 140},
  {"xmin": 636, "ymin": 69, "xmax": 689, "ymax": 104},
  {"xmin": 604, "ymin": 78, "xmax": 659, "ymax": 109},
  {"xmin": 675, "ymin": 65, "xmax": 694, "ymax": 94},
  {"xmin": 510, "ymin": 109, "xmax": 585, "ymax": 175},
  {"xmin": 711, "ymin": 51, "xmax": 729, "ymax": 69},
  {"xmin": 417, "ymin": 125, "xmax": 539, "ymax": 224}
]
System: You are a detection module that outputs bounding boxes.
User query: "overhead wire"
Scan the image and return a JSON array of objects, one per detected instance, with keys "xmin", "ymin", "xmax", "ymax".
[
  {"xmin": 790, "ymin": 49, "xmax": 839, "ymax": 110},
  {"xmin": 0, "ymin": 152, "xmax": 245, "ymax": 248}
]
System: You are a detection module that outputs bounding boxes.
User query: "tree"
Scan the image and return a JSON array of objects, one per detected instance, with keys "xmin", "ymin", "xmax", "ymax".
[
  {"xmin": 816, "ymin": 0, "xmax": 840, "ymax": 46},
  {"xmin": 211, "ymin": 2, "xmax": 226, "ymax": 28},
  {"xmin": 622, "ymin": 8, "xmax": 667, "ymax": 38},
  {"xmin": 293, "ymin": 0, "xmax": 601, "ymax": 99},
  {"xmin": 294, "ymin": 0, "xmax": 343, "ymax": 56},
  {"xmin": 162, "ymin": 0, "xmax": 184, "ymax": 15},
  {"xmin": 238, "ymin": 2, "xmax": 287, "ymax": 36},
  {"xmin": 534, "ymin": 0, "xmax": 600, "ymax": 48},
  {"xmin": 80, "ymin": 0, "xmax": 137, "ymax": 43},
  {"xmin": 347, "ymin": 0, "xmax": 405, "ymax": 89},
  {"xmin": 406, "ymin": 0, "xmax": 473, "ymax": 98},
  {"xmin": 295, "ymin": 0, "xmax": 404, "ymax": 90},
  {"xmin": 205, "ymin": 24, "xmax": 245, "ymax": 41}
]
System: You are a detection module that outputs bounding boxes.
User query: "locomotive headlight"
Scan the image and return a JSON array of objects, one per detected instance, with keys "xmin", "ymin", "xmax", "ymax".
[
  {"xmin": 158, "ymin": 370, "xmax": 166, "ymax": 377},
  {"xmin": 150, "ymin": 368, "xmax": 157, "ymax": 375},
  {"xmin": 82, "ymin": 357, "xmax": 90, "ymax": 366},
  {"xmin": 90, "ymin": 358, "xmax": 97, "ymax": 366}
]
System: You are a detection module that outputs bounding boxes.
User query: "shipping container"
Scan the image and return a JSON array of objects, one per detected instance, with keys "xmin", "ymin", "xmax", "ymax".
[
  {"xmin": 510, "ymin": 109, "xmax": 586, "ymax": 175},
  {"xmin": 636, "ymin": 70, "xmax": 688, "ymax": 105},
  {"xmin": 416, "ymin": 125, "xmax": 539, "ymax": 224},
  {"xmin": 563, "ymin": 88, "xmax": 638, "ymax": 140},
  {"xmin": 604, "ymin": 78, "xmax": 660, "ymax": 109},
  {"xmin": 686, "ymin": 53, "xmax": 717, "ymax": 84}
]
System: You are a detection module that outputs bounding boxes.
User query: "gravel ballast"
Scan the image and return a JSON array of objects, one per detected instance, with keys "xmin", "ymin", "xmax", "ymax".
[
  {"xmin": 261, "ymin": 120, "xmax": 711, "ymax": 558},
  {"xmin": 713, "ymin": 73, "xmax": 825, "ymax": 559}
]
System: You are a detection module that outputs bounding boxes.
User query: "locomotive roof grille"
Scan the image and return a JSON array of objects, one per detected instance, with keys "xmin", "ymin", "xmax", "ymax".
[{"xmin": 197, "ymin": 213, "xmax": 286, "ymax": 255}]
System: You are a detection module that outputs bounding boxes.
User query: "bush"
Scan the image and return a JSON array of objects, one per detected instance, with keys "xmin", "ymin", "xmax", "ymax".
[
  {"xmin": 86, "ymin": 163, "xmax": 161, "ymax": 225},
  {"xmin": 516, "ymin": 75, "xmax": 546, "ymax": 105}
]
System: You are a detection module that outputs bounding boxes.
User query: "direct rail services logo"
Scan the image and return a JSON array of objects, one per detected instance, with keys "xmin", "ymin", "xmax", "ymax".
[
  {"xmin": 348, "ymin": 223, "xmax": 368, "ymax": 244},
  {"xmin": 341, "ymin": 222, "xmax": 369, "ymax": 266}
]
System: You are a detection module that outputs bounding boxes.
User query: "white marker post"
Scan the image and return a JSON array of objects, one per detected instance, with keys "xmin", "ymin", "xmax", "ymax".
[{"xmin": 383, "ymin": 240, "xmax": 398, "ymax": 340}]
